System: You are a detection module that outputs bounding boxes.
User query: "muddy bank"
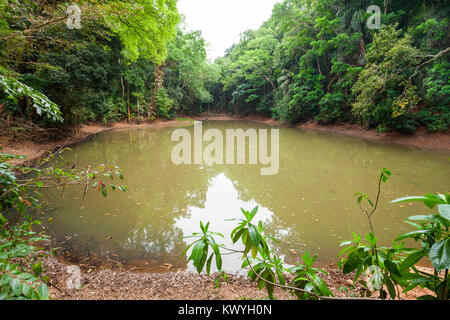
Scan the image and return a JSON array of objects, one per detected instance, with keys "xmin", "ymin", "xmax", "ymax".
[
  {"xmin": 193, "ymin": 114, "xmax": 450, "ymax": 153},
  {"xmin": 296, "ymin": 122, "xmax": 450, "ymax": 153},
  {"xmin": 2, "ymin": 115, "xmax": 449, "ymax": 167},
  {"xmin": 43, "ymin": 256, "xmax": 430, "ymax": 300},
  {"xmin": 0, "ymin": 119, "xmax": 194, "ymax": 166}
]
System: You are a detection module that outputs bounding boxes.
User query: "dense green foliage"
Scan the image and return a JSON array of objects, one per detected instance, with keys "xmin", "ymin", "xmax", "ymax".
[
  {"xmin": 1, "ymin": 0, "xmax": 448, "ymax": 133},
  {"xmin": 0, "ymin": 1, "xmax": 216, "ymax": 127},
  {"xmin": 213, "ymin": 0, "xmax": 449, "ymax": 132},
  {"xmin": 0, "ymin": 147, "xmax": 127, "ymax": 300}
]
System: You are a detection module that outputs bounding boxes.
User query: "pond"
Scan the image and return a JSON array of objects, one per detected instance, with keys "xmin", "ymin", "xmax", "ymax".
[{"xmin": 42, "ymin": 120, "xmax": 450, "ymax": 273}]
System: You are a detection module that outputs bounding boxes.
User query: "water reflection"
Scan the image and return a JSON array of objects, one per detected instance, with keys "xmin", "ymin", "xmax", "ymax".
[{"xmin": 175, "ymin": 173, "xmax": 275, "ymax": 273}]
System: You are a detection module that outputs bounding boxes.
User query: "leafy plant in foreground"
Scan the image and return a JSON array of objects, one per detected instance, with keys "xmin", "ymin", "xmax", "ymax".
[
  {"xmin": 0, "ymin": 148, "xmax": 128, "ymax": 299},
  {"xmin": 184, "ymin": 207, "xmax": 333, "ymax": 300},
  {"xmin": 286, "ymin": 251, "xmax": 333, "ymax": 300},
  {"xmin": 0, "ymin": 215, "xmax": 50, "ymax": 300},
  {"xmin": 183, "ymin": 221, "xmax": 224, "ymax": 274},
  {"xmin": 339, "ymin": 168, "xmax": 407, "ymax": 299},
  {"xmin": 392, "ymin": 193, "xmax": 450, "ymax": 300}
]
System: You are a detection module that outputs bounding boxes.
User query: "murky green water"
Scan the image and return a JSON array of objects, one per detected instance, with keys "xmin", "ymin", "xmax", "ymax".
[{"xmin": 42, "ymin": 121, "xmax": 449, "ymax": 273}]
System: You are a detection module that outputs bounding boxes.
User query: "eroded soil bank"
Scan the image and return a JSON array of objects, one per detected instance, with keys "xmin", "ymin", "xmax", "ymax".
[
  {"xmin": 2, "ymin": 114, "xmax": 449, "ymax": 167},
  {"xmin": 1, "ymin": 119, "xmax": 195, "ymax": 166},
  {"xmin": 193, "ymin": 114, "xmax": 450, "ymax": 152}
]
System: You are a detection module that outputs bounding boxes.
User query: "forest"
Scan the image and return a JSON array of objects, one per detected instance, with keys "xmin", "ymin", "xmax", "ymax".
[
  {"xmin": 0, "ymin": 0, "xmax": 219, "ymax": 132},
  {"xmin": 0, "ymin": 0, "xmax": 448, "ymax": 134},
  {"xmin": 0, "ymin": 0, "xmax": 449, "ymax": 303},
  {"xmin": 212, "ymin": 0, "xmax": 449, "ymax": 133}
]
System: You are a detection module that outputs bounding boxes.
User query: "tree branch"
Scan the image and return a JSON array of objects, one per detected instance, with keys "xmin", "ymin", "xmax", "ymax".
[{"xmin": 409, "ymin": 47, "xmax": 450, "ymax": 84}]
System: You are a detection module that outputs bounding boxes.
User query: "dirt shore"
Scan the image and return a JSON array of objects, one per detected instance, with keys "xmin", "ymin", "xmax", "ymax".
[
  {"xmin": 0, "ymin": 119, "xmax": 193, "ymax": 166},
  {"xmin": 2, "ymin": 115, "xmax": 449, "ymax": 167},
  {"xmin": 194, "ymin": 114, "xmax": 450, "ymax": 152},
  {"xmin": 43, "ymin": 256, "xmax": 430, "ymax": 300},
  {"xmin": 295, "ymin": 121, "xmax": 450, "ymax": 152}
]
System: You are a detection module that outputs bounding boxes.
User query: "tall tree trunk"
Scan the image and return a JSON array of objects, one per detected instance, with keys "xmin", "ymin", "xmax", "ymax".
[
  {"xmin": 120, "ymin": 75, "xmax": 125, "ymax": 98},
  {"xmin": 127, "ymin": 82, "xmax": 131, "ymax": 124},
  {"xmin": 149, "ymin": 64, "xmax": 164, "ymax": 118},
  {"xmin": 137, "ymin": 98, "xmax": 141, "ymax": 124}
]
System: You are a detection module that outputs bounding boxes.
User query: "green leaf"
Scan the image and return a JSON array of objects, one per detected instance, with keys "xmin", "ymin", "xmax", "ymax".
[
  {"xmin": 32, "ymin": 262, "xmax": 43, "ymax": 276},
  {"xmin": 22, "ymin": 283, "xmax": 32, "ymax": 298},
  {"xmin": 11, "ymin": 278, "xmax": 22, "ymax": 296},
  {"xmin": 0, "ymin": 273, "xmax": 12, "ymax": 286},
  {"xmin": 429, "ymin": 238, "xmax": 450, "ymax": 271},
  {"xmin": 241, "ymin": 208, "xmax": 250, "ymax": 221},
  {"xmin": 248, "ymin": 224, "xmax": 261, "ymax": 248},
  {"xmin": 438, "ymin": 204, "xmax": 450, "ymax": 221},
  {"xmin": 101, "ymin": 186, "xmax": 107, "ymax": 197},
  {"xmin": 339, "ymin": 240, "xmax": 353, "ymax": 247},
  {"xmin": 343, "ymin": 252, "xmax": 361, "ymax": 274},
  {"xmin": 250, "ymin": 206, "xmax": 258, "ymax": 221},
  {"xmin": 190, "ymin": 239, "xmax": 206, "ymax": 266},
  {"xmin": 400, "ymin": 250, "xmax": 426, "ymax": 271},
  {"xmin": 417, "ymin": 295, "xmax": 438, "ymax": 300},
  {"xmin": 206, "ymin": 254, "xmax": 213, "ymax": 276},
  {"xmin": 181, "ymin": 240, "xmax": 198, "ymax": 257},
  {"xmin": 385, "ymin": 277, "xmax": 396, "ymax": 299},
  {"xmin": 395, "ymin": 230, "xmax": 431, "ymax": 241},
  {"xmin": 37, "ymin": 283, "xmax": 49, "ymax": 300},
  {"xmin": 276, "ymin": 269, "xmax": 285, "ymax": 286},
  {"xmin": 302, "ymin": 251, "xmax": 314, "ymax": 267},
  {"xmin": 385, "ymin": 260, "xmax": 401, "ymax": 277},
  {"xmin": 257, "ymin": 272, "xmax": 266, "ymax": 290},
  {"xmin": 232, "ymin": 228, "xmax": 245, "ymax": 244},
  {"xmin": 265, "ymin": 274, "xmax": 275, "ymax": 299},
  {"xmin": 196, "ymin": 246, "xmax": 208, "ymax": 274},
  {"xmin": 407, "ymin": 215, "xmax": 432, "ymax": 221},
  {"xmin": 313, "ymin": 275, "xmax": 333, "ymax": 297},
  {"xmin": 391, "ymin": 195, "xmax": 444, "ymax": 209},
  {"xmin": 212, "ymin": 244, "xmax": 222, "ymax": 270},
  {"xmin": 366, "ymin": 232, "xmax": 377, "ymax": 246}
]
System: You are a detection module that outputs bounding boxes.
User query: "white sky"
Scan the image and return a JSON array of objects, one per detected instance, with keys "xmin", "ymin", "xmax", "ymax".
[{"xmin": 177, "ymin": 0, "xmax": 281, "ymax": 61}]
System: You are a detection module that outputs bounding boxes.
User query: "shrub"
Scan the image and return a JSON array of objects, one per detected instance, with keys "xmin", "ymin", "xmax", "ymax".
[
  {"xmin": 0, "ymin": 148, "xmax": 127, "ymax": 300},
  {"xmin": 155, "ymin": 87, "xmax": 174, "ymax": 119}
]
